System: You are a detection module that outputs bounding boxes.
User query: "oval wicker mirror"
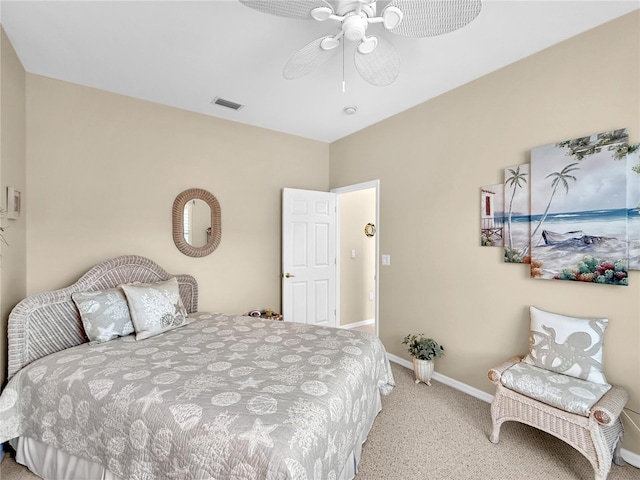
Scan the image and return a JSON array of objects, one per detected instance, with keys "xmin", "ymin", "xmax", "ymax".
[{"xmin": 172, "ymin": 188, "xmax": 221, "ymax": 257}]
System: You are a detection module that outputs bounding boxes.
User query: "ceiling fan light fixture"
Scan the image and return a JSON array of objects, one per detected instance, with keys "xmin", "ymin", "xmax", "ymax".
[
  {"xmin": 320, "ymin": 36, "xmax": 341, "ymax": 50},
  {"xmin": 311, "ymin": 6, "xmax": 333, "ymax": 21},
  {"xmin": 357, "ymin": 36, "xmax": 378, "ymax": 54},
  {"xmin": 382, "ymin": 6, "xmax": 403, "ymax": 30},
  {"xmin": 343, "ymin": 14, "xmax": 367, "ymax": 42}
]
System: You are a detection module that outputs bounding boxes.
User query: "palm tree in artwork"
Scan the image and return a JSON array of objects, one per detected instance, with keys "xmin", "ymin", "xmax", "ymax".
[
  {"xmin": 504, "ymin": 166, "xmax": 528, "ymax": 250},
  {"xmin": 521, "ymin": 162, "xmax": 580, "ymax": 257}
]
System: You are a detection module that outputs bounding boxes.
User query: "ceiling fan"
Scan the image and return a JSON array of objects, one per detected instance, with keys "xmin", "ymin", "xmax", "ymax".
[{"xmin": 238, "ymin": 0, "xmax": 482, "ymax": 86}]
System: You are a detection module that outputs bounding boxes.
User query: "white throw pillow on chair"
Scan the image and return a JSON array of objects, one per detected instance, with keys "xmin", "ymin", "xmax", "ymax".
[{"xmin": 523, "ymin": 306, "xmax": 609, "ymax": 385}]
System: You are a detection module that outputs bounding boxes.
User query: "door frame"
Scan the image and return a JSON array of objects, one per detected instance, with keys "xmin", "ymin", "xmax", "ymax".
[{"xmin": 331, "ymin": 180, "xmax": 380, "ymax": 336}]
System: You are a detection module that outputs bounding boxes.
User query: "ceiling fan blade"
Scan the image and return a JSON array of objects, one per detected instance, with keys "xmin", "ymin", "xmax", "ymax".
[
  {"xmin": 238, "ymin": 0, "xmax": 333, "ymax": 20},
  {"xmin": 354, "ymin": 36, "xmax": 400, "ymax": 87},
  {"xmin": 384, "ymin": 0, "xmax": 482, "ymax": 37},
  {"xmin": 283, "ymin": 36, "xmax": 340, "ymax": 80}
]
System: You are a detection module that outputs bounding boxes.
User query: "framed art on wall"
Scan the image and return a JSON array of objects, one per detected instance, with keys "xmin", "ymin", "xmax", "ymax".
[
  {"xmin": 627, "ymin": 143, "xmax": 640, "ymax": 269},
  {"xmin": 7, "ymin": 186, "xmax": 21, "ymax": 220},
  {"xmin": 480, "ymin": 129, "xmax": 638, "ymax": 287},
  {"xmin": 480, "ymin": 183, "xmax": 504, "ymax": 247},
  {"xmin": 503, "ymin": 164, "xmax": 530, "ymax": 263},
  {"xmin": 529, "ymin": 129, "xmax": 629, "ymax": 285}
]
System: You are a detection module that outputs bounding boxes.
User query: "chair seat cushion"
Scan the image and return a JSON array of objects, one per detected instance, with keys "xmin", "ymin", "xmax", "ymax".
[{"xmin": 501, "ymin": 362, "xmax": 611, "ymax": 417}]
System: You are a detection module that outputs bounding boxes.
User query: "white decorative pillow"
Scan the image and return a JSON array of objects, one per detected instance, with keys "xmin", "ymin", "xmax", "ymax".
[
  {"xmin": 121, "ymin": 277, "xmax": 188, "ymax": 341},
  {"xmin": 72, "ymin": 288, "xmax": 135, "ymax": 343},
  {"xmin": 523, "ymin": 306, "xmax": 609, "ymax": 385}
]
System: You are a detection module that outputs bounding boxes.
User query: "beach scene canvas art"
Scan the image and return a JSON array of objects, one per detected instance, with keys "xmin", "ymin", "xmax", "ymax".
[
  {"xmin": 481, "ymin": 184, "xmax": 504, "ymax": 247},
  {"xmin": 529, "ymin": 129, "xmax": 629, "ymax": 285},
  {"xmin": 627, "ymin": 143, "xmax": 640, "ymax": 269},
  {"xmin": 503, "ymin": 164, "xmax": 530, "ymax": 263}
]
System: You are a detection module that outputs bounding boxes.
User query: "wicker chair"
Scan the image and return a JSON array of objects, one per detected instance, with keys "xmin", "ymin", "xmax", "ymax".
[{"xmin": 488, "ymin": 356, "xmax": 629, "ymax": 480}]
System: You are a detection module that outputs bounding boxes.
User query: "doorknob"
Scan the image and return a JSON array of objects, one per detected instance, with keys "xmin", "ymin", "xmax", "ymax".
[{"xmin": 283, "ymin": 273, "xmax": 295, "ymax": 278}]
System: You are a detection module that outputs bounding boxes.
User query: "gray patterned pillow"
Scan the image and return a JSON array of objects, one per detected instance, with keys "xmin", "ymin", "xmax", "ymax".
[
  {"xmin": 523, "ymin": 306, "xmax": 609, "ymax": 385},
  {"xmin": 501, "ymin": 362, "xmax": 611, "ymax": 417},
  {"xmin": 121, "ymin": 277, "xmax": 188, "ymax": 341},
  {"xmin": 72, "ymin": 288, "xmax": 135, "ymax": 343}
]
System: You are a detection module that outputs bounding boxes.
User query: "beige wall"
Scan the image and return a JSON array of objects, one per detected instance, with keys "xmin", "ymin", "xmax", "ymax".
[
  {"xmin": 330, "ymin": 12, "xmax": 640, "ymax": 455},
  {"xmin": 25, "ymin": 75, "xmax": 329, "ymax": 315},
  {"xmin": 339, "ymin": 188, "xmax": 376, "ymax": 326},
  {"xmin": 0, "ymin": 27, "xmax": 27, "ymax": 388},
  {"xmin": 2, "ymin": 8, "xmax": 639, "ymax": 460}
]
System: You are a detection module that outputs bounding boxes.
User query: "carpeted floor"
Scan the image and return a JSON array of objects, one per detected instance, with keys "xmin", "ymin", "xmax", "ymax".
[
  {"xmin": 357, "ymin": 363, "xmax": 638, "ymax": 480},
  {"xmin": 1, "ymin": 362, "xmax": 638, "ymax": 479},
  {"xmin": 350, "ymin": 323, "xmax": 375, "ymax": 335}
]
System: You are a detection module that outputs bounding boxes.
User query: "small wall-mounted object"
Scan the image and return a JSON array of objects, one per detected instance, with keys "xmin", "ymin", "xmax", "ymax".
[
  {"xmin": 364, "ymin": 223, "xmax": 376, "ymax": 237},
  {"xmin": 172, "ymin": 188, "xmax": 221, "ymax": 257},
  {"xmin": 7, "ymin": 186, "xmax": 21, "ymax": 220}
]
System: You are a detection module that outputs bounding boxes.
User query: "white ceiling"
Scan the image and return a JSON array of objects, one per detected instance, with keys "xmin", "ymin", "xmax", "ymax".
[{"xmin": 1, "ymin": 1, "xmax": 638, "ymax": 143}]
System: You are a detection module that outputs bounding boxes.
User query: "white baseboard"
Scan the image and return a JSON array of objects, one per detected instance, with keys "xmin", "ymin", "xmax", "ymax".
[
  {"xmin": 341, "ymin": 318, "xmax": 374, "ymax": 330},
  {"xmin": 621, "ymin": 448, "xmax": 640, "ymax": 469},
  {"xmin": 387, "ymin": 353, "xmax": 493, "ymax": 403},
  {"xmin": 386, "ymin": 354, "xmax": 639, "ymax": 468}
]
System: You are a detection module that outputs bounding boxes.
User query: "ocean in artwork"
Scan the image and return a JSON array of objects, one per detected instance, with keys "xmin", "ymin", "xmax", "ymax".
[
  {"xmin": 627, "ymin": 145, "xmax": 640, "ymax": 269},
  {"xmin": 480, "ymin": 183, "xmax": 504, "ymax": 247},
  {"xmin": 529, "ymin": 130, "xmax": 629, "ymax": 285},
  {"xmin": 503, "ymin": 164, "xmax": 529, "ymax": 263},
  {"xmin": 508, "ymin": 208, "xmax": 633, "ymax": 282}
]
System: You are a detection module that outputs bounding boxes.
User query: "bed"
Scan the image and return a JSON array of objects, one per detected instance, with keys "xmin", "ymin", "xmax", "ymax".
[{"xmin": 0, "ymin": 255, "xmax": 394, "ymax": 480}]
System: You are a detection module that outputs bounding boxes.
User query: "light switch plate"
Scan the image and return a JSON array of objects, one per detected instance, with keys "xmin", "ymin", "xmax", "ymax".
[{"xmin": 381, "ymin": 254, "xmax": 390, "ymax": 266}]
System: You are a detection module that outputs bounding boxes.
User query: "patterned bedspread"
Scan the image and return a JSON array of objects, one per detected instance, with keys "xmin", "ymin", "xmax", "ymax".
[{"xmin": 0, "ymin": 313, "xmax": 395, "ymax": 479}]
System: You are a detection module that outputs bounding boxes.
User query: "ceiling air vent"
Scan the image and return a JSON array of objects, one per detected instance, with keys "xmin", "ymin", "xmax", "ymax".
[{"xmin": 211, "ymin": 97, "xmax": 244, "ymax": 111}]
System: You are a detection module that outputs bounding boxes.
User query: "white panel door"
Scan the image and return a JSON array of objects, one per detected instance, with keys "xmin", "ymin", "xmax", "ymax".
[{"xmin": 282, "ymin": 188, "xmax": 337, "ymax": 327}]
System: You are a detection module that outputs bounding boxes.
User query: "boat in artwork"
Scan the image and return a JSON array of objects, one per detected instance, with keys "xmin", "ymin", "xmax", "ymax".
[
  {"xmin": 541, "ymin": 230, "xmax": 583, "ymax": 244},
  {"xmin": 541, "ymin": 230, "xmax": 613, "ymax": 246}
]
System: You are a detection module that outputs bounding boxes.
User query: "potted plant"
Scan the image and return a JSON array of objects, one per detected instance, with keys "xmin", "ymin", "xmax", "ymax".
[{"xmin": 402, "ymin": 334, "xmax": 445, "ymax": 386}]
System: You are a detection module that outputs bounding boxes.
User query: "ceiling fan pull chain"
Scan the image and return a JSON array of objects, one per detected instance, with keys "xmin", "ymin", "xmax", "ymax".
[{"xmin": 342, "ymin": 38, "xmax": 346, "ymax": 93}]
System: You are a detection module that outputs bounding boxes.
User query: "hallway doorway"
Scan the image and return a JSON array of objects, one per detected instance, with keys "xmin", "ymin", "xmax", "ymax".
[{"xmin": 332, "ymin": 181, "xmax": 379, "ymax": 336}]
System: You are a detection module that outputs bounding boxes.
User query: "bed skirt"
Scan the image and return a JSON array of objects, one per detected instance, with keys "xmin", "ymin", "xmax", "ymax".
[{"xmin": 12, "ymin": 390, "xmax": 383, "ymax": 480}]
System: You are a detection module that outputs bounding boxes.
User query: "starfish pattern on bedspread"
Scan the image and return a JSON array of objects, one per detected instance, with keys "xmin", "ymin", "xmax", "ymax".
[{"xmin": 0, "ymin": 313, "xmax": 395, "ymax": 480}]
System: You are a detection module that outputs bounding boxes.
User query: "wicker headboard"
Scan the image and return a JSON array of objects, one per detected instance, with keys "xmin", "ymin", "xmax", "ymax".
[{"xmin": 7, "ymin": 255, "xmax": 198, "ymax": 381}]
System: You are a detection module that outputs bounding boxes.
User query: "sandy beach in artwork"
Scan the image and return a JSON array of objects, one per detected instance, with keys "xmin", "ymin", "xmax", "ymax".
[{"xmin": 506, "ymin": 213, "xmax": 635, "ymax": 279}]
